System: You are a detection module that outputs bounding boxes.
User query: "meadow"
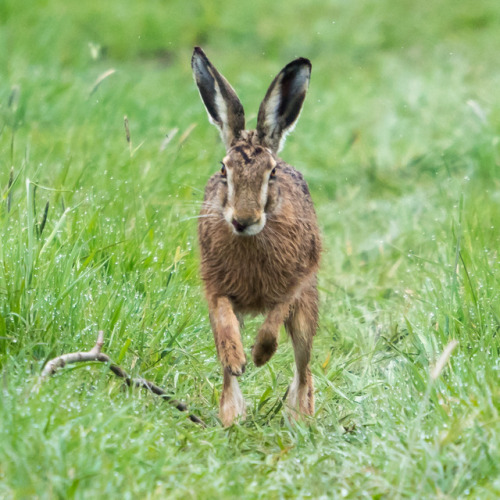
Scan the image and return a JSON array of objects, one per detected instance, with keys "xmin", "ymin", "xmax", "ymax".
[{"xmin": 1, "ymin": 0, "xmax": 500, "ymax": 498}]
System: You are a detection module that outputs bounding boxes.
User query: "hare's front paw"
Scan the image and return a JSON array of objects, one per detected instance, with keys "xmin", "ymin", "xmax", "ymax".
[
  {"xmin": 220, "ymin": 340, "xmax": 247, "ymax": 376},
  {"xmin": 252, "ymin": 329, "xmax": 278, "ymax": 367},
  {"xmin": 220, "ymin": 376, "xmax": 246, "ymax": 427}
]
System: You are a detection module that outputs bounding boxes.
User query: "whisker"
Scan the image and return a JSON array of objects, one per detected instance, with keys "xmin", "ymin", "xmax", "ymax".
[
  {"xmin": 178, "ymin": 215, "xmax": 219, "ymax": 222},
  {"xmin": 267, "ymin": 213, "xmax": 312, "ymax": 224}
]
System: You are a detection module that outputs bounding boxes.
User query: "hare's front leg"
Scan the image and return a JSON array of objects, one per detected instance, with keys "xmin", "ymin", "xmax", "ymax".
[
  {"xmin": 284, "ymin": 282, "xmax": 318, "ymax": 419},
  {"xmin": 252, "ymin": 302, "xmax": 291, "ymax": 367},
  {"xmin": 219, "ymin": 368, "xmax": 246, "ymax": 427},
  {"xmin": 208, "ymin": 295, "xmax": 247, "ymax": 426}
]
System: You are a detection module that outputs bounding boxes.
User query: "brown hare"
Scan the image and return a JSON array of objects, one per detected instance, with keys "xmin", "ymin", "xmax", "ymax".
[{"xmin": 192, "ymin": 47, "xmax": 321, "ymax": 426}]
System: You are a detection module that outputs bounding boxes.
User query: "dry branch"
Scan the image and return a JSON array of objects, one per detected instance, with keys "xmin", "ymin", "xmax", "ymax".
[{"xmin": 36, "ymin": 331, "xmax": 205, "ymax": 426}]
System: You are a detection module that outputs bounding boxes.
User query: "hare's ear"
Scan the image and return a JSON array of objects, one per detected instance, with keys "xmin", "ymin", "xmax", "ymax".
[
  {"xmin": 192, "ymin": 47, "xmax": 245, "ymax": 150},
  {"xmin": 256, "ymin": 58, "xmax": 311, "ymax": 153}
]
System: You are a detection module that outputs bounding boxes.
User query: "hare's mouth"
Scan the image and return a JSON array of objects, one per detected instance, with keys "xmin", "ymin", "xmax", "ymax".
[
  {"xmin": 224, "ymin": 210, "xmax": 266, "ymax": 236},
  {"xmin": 233, "ymin": 219, "xmax": 265, "ymax": 236}
]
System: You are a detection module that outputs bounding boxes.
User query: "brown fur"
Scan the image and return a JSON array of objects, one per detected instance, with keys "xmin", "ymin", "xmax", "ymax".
[
  {"xmin": 192, "ymin": 48, "xmax": 321, "ymax": 425},
  {"xmin": 199, "ymin": 135, "xmax": 321, "ymax": 423}
]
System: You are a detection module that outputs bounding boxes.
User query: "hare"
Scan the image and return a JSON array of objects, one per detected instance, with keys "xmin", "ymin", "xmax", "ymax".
[{"xmin": 192, "ymin": 47, "xmax": 321, "ymax": 426}]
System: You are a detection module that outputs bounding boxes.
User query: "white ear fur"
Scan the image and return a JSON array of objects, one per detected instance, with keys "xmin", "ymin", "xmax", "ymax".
[
  {"xmin": 256, "ymin": 58, "xmax": 311, "ymax": 153},
  {"xmin": 192, "ymin": 47, "xmax": 245, "ymax": 150}
]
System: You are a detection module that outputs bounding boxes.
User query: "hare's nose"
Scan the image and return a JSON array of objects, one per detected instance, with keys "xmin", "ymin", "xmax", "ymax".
[
  {"xmin": 232, "ymin": 218, "xmax": 248, "ymax": 233},
  {"xmin": 232, "ymin": 215, "xmax": 259, "ymax": 233}
]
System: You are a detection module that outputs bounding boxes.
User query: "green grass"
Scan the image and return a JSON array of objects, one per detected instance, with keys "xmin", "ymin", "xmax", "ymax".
[{"xmin": 1, "ymin": 0, "xmax": 500, "ymax": 498}]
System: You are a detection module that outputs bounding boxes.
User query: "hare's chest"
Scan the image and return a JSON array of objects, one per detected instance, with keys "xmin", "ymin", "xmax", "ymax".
[{"xmin": 207, "ymin": 241, "xmax": 299, "ymax": 312}]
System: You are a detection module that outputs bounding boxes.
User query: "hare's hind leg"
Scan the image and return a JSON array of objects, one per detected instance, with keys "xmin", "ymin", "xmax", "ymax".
[
  {"xmin": 284, "ymin": 281, "xmax": 318, "ymax": 418},
  {"xmin": 208, "ymin": 295, "xmax": 247, "ymax": 426}
]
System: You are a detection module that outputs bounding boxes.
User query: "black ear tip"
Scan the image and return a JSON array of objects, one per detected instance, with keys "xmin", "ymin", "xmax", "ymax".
[
  {"xmin": 192, "ymin": 46, "xmax": 208, "ymax": 60},
  {"xmin": 297, "ymin": 57, "xmax": 311, "ymax": 66},
  {"xmin": 294, "ymin": 57, "xmax": 312, "ymax": 71},
  {"xmin": 192, "ymin": 47, "xmax": 210, "ymax": 68},
  {"xmin": 283, "ymin": 57, "xmax": 312, "ymax": 75}
]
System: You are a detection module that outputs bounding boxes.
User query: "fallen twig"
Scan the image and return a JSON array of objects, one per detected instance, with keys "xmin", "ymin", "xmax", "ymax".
[{"xmin": 35, "ymin": 331, "xmax": 205, "ymax": 426}]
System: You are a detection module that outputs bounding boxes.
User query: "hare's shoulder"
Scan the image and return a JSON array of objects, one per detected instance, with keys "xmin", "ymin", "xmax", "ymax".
[
  {"xmin": 202, "ymin": 172, "xmax": 225, "ymax": 201},
  {"xmin": 278, "ymin": 162, "xmax": 313, "ymax": 200}
]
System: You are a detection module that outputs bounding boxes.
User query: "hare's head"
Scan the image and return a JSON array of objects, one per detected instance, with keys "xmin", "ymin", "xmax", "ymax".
[{"xmin": 192, "ymin": 47, "xmax": 311, "ymax": 236}]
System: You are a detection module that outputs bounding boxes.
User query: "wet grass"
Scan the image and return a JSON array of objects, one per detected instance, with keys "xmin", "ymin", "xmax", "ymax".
[{"xmin": 1, "ymin": 0, "xmax": 500, "ymax": 498}]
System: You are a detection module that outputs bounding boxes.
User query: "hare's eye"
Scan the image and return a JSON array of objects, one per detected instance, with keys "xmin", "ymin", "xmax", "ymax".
[
  {"xmin": 220, "ymin": 163, "xmax": 226, "ymax": 177},
  {"xmin": 270, "ymin": 167, "xmax": 277, "ymax": 179}
]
